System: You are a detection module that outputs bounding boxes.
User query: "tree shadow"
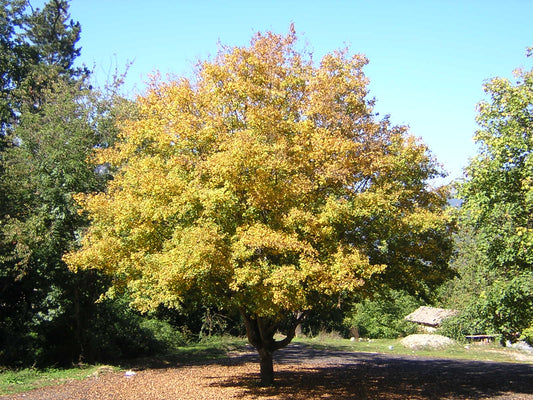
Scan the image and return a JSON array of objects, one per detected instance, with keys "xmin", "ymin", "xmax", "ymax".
[{"xmin": 211, "ymin": 343, "xmax": 533, "ymax": 399}]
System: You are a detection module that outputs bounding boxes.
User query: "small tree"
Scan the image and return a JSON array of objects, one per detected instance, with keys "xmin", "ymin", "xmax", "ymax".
[{"xmin": 65, "ymin": 28, "xmax": 454, "ymax": 385}]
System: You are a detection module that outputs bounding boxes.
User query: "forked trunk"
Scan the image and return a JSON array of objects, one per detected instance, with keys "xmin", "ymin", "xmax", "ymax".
[{"xmin": 241, "ymin": 310, "xmax": 306, "ymax": 386}]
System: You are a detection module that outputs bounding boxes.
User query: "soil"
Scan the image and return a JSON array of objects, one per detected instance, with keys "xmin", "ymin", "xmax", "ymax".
[{"xmin": 2, "ymin": 343, "xmax": 533, "ymax": 400}]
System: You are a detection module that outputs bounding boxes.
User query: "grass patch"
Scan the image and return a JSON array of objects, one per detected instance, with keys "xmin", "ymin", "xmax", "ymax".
[
  {"xmin": 119, "ymin": 335, "xmax": 248, "ymax": 369},
  {"xmin": 295, "ymin": 335, "xmax": 533, "ymax": 364},
  {"xmin": 0, "ymin": 365, "xmax": 118, "ymax": 396}
]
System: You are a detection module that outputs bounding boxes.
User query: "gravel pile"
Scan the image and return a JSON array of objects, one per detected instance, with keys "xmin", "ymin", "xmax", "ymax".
[{"xmin": 401, "ymin": 334, "xmax": 455, "ymax": 350}]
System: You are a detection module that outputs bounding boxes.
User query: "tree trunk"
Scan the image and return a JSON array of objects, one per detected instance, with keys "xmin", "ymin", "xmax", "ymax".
[
  {"xmin": 73, "ymin": 285, "xmax": 84, "ymax": 363},
  {"xmin": 258, "ymin": 348, "xmax": 274, "ymax": 386},
  {"xmin": 240, "ymin": 310, "xmax": 307, "ymax": 386}
]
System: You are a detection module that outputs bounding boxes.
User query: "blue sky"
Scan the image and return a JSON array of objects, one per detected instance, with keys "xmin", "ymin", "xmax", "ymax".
[{"xmin": 48, "ymin": 0, "xmax": 533, "ymax": 184}]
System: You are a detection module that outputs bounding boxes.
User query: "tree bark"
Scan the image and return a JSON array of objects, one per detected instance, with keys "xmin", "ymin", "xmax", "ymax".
[
  {"xmin": 240, "ymin": 309, "xmax": 307, "ymax": 386},
  {"xmin": 258, "ymin": 348, "xmax": 274, "ymax": 386}
]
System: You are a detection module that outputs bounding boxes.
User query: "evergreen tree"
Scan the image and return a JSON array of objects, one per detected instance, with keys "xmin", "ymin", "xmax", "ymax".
[{"xmin": 0, "ymin": 0, "xmax": 130, "ymax": 365}]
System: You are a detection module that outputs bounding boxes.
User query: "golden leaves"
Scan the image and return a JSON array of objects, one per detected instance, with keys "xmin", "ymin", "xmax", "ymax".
[{"xmin": 64, "ymin": 27, "xmax": 451, "ymax": 316}]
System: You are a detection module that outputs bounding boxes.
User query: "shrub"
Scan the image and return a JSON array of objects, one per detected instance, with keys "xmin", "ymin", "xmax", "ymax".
[
  {"xmin": 438, "ymin": 303, "xmax": 495, "ymax": 342},
  {"xmin": 520, "ymin": 327, "xmax": 533, "ymax": 346},
  {"xmin": 344, "ymin": 290, "xmax": 421, "ymax": 339},
  {"xmin": 140, "ymin": 318, "xmax": 190, "ymax": 351},
  {"xmin": 440, "ymin": 273, "xmax": 533, "ymax": 344}
]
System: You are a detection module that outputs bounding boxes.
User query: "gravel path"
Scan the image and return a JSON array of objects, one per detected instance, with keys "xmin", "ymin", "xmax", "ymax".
[{"xmin": 2, "ymin": 343, "xmax": 533, "ymax": 400}]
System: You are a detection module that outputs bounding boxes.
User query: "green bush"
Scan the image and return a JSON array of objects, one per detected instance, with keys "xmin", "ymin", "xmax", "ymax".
[
  {"xmin": 300, "ymin": 306, "xmax": 347, "ymax": 337},
  {"xmin": 140, "ymin": 318, "xmax": 190, "ymax": 351},
  {"xmin": 440, "ymin": 273, "xmax": 533, "ymax": 344},
  {"xmin": 438, "ymin": 308, "xmax": 494, "ymax": 341},
  {"xmin": 520, "ymin": 327, "xmax": 533, "ymax": 346},
  {"xmin": 343, "ymin": 291, "xmax": 421, "ymax": 339}
]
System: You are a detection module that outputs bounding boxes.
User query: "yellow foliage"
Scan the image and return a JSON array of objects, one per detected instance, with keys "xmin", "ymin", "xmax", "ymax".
[{"xmin": 65, "ymin": 28, "xmax": 453, "ymax": 318}]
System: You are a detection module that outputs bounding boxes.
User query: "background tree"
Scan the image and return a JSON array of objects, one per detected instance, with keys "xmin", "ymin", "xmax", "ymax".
[
  {"xmin": 0, "ymin": 75, "xmax": 118, "ymax": 364},
  {"xmin": 0, "ymin": 0, "xmax": 29, "ymax": 136},
  {"xmin": 66, "ymin": 28, "xmax": 454, "ymax": 385},
  {"xmin": 454, "ymin": 48, "xmax": 533, "ymax": 343},
  {"xmin": 0, "ymin": 0, "xmax": 84, "ymax": 137},
  {"xmin": 0, "ymin": 0, "xmax": 140, "ymax": 366}
]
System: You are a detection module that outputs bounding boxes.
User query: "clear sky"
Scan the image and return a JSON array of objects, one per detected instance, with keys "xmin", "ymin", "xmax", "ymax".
[{"xmin": 42, "ymin": 0, "xmax": 533, "ymax": 184}]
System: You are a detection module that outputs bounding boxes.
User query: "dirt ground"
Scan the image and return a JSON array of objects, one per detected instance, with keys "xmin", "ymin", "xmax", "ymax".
[{"xmin": 3, "ymin": 343, "xmax": 533, "ymax": 400}]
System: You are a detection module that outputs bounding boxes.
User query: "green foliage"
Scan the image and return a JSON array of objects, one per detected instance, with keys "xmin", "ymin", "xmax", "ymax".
[
  {"xmin": 0, "ymin": 0, "xmax": 32, "ymax": 134},
  {"xmin": 22, "ymin": 0, "xmax": 83, "ymax": 73},
  {"xmin": 140, "ymin": 319, "xmax": 190, "ymax": 351},
  {"xmin": 80, "ymin": 297, "xmax": 190, "ymax": 363},
  {"xmin": 438, "ymin": 226, "xmax": 495, "ymax": 310},
  {"xmin": 300, "ymin": 306, "xmax": 348, "ymax": 338},
  {"xmin": 460, "ymin": 50, "xmax": 533, "ymax": 275},
  {"xmin": 453, "ymin": 48, "xmax": 533, "ymax": 342},
  {"xmin": 343, "ymin": 291, "xmax": 421, "ymax": 339},
  {"xmin": 0, "ymin": 75, "xmax": 125, "ymax": 366},
  {"xmin": 440, "ymin": 272, "xmax": 533, "ymax": 343},
  {"xmin": 519, "ymin": 326, "xmax": 533, "ymax": 346},
  {"xmin": 438, "ymin": 304, "xmax": 495, "ymax": 341},
  {"xmin": 0, "ymin": 0, "xmax": 136, "ymax": 367},
  {"xmin": 0, "ymin": 0, "xmax": 86, "ymax": 136},
  {"xmin": 480, "ymin": 273, "xmax": 533, "ymax": 342}
]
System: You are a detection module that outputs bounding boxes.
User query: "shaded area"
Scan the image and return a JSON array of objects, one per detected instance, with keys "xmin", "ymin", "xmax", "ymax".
[{"xmin": 214, "ymin": 343, "xmax": 533, "ymax": 399}]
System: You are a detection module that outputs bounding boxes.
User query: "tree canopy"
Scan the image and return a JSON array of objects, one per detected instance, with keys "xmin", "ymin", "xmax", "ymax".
[
  {"xmin": 461, "ymin": 50, "xmax": 533, "ymax": 274},
  {"xmin": 65, "ymin": 28, "xmax": 454, "ymax": 384},
  {"xmin": 456, "ymin": 48, "xmax": 533, "ymax": 342}
]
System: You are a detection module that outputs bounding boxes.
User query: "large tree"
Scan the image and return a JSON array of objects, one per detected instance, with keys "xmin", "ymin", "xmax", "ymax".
[
  {"xmin": 66, "ymin": 28, "xmax": 454, "ymax": 384},
  {"xmin": 0, "ymin": 75, "xmax": 126, "ymax": 364},
  {"xmin": 0, "ymin": 0, "xmax": 130, "ymax": 365},
  {"xmin": 457, "ymin": 48, "xmax": 533, "ymax": 342}
]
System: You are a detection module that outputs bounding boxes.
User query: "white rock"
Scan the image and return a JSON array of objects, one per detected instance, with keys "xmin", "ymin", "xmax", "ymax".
[
  {"xmin": 511, "ymin": 341, "xmax": 533, "ymax": 353},
  {"xmin": 401, "ymin": 334, "xmax": 455, "ymax": 350}
]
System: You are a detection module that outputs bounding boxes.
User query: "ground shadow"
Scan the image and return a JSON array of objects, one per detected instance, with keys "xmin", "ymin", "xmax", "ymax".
[{"xmin": 212, "ymin": 343, "xmax": 533, "ymax": 399}]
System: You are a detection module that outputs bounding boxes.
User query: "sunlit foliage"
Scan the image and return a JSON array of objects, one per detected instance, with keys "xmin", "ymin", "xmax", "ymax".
[
  {"xmin": 456, "ymin": 49, "xmax": 533, "ymax": 343},
  {"xmin": 65, "ymin": 27, "xmax": 453, "ymax": 384}
]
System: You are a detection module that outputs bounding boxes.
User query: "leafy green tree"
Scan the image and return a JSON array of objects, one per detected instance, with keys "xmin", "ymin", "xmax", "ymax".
[
  {"xmin": 16, "ymin": 0, "xmax": 87, "ymax": 110},
  {"xmin": 0, "ymin": 76, "xmax": 115, "ymax": 364},
  {"xmin": 0, "ymin": 0, "xmax": 136, "ymax": 365},
  {"xmin": 66, "ymin": 28, "xmax": 454, "ymax": 384},
  {"xmin": 457, "ymin": 48, "xmax": 533, "ymax": 342},
  {"xmin": 1, "ymin": 0, "xmax": 33, "ymax": 229},
  {"xmin": 0, "ymin": 0, "xmax": 84, "ymax": 136},
  {"xmin": 439, "ymin": 225, "xmax": 497, "ymax": 310},
  {"xmin": 23, "ymin": 0, "xmax": 82, "ymax": 72},
  {"xmin": 0, "ymin": 0, "xmax": 88, "ymax": 365}
]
